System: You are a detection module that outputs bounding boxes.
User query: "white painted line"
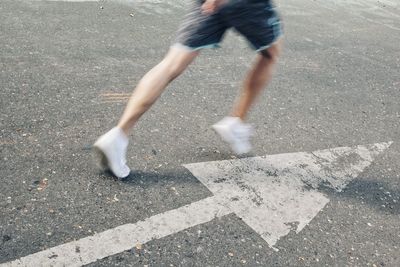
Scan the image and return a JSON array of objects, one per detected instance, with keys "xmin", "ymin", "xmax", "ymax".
[
  {"xmin": 2, "ymin": 196, "xmax": 231, "ymax": 267},
  {"xmin": 1, "ymin": 142, "xmax": 392, "ymax": 267},
  {"xmin": 42, "ymin": 0, "xmax": 99, "ymax": 2}
]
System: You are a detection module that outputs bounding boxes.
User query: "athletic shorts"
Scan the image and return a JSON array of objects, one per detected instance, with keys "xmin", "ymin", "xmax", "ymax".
[{"xmin": 174, "ymin": 0, "xmax": 283, "ymax": 52}]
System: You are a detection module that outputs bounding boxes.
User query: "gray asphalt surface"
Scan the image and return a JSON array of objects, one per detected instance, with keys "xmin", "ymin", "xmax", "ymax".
[{"xmin": 1, "ymin": 0, "xmax": 399, "ymax": 266}]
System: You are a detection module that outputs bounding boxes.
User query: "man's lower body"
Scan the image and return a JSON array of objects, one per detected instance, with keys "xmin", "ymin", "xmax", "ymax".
[{"xmin": 93, "ymin": 0, "xmax": 283, "ymax": 178}]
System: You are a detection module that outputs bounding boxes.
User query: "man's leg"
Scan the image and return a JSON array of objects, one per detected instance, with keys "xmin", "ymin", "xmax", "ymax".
[
  {"xmin": 118, "ymin": 46, "xmax": 199, "ymax": 135},
  {"xmin": 94, "ymin": 46, "xmax": 198, "ymax": 178},
  {"xmin": 231, "ymin": 39, "xmax": 282, "ymax": 120},
  {"xmin": 212, "ymin": 39, "xmax": 282, "ymax": 154}
]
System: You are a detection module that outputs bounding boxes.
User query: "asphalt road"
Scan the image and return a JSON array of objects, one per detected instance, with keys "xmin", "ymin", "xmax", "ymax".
[{"xmin": 1, "ymin": 0, "xmax": 399, "ymax": 266}]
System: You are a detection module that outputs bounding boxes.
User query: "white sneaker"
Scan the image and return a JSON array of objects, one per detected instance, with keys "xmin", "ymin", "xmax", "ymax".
[
  {"xmin": 212, "ymin": 117, "xmax": 253, "ymax": 155},
  {"xmin": 93, "ymin": 127, "xmax": 131, "ymax": 179}
]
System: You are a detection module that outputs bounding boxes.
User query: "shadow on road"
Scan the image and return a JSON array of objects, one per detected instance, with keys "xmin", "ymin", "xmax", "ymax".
[{"xmin": 320, "ymin": 178, "xmax": 400, "ymax": 215}]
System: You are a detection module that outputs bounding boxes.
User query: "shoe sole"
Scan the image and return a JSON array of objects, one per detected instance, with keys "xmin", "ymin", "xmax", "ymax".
[{"xmin": 92, "ymin": 145, "xmax": 109, "ymax": 171}]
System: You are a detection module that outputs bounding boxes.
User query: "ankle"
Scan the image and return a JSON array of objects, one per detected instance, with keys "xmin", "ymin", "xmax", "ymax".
[
  {"xmin": 229, "ymin": 114, "xmax": 246, "ymax": 122},
  {"xmin": 116, "ymin": 124, "xmax": 130, "ymax": 137}
]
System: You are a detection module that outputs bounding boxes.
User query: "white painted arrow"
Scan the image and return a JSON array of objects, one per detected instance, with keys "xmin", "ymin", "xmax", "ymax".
[
  {"xmin": 184, "ymin": 142, "xmax": 392, "ymax": 247},
  {"xmin": 1, "ymin": 142, "xmax": 392, "ymax": 267}
]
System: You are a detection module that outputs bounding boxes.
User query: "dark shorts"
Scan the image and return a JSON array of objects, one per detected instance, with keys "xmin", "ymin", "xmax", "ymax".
[{"xmin": 175, "ymin": 0, "xmax": 283, "ymax": 52}]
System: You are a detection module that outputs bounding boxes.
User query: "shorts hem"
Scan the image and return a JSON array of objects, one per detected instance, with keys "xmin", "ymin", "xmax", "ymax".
[{"xmin": 172, "ymin": 42, "xmax": 221, "ymax": 51}]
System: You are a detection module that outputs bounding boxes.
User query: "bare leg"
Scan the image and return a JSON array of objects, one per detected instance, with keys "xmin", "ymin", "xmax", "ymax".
[
  {"xmin": 117, "ymin": 46, "xmax": 199, "ymax": 135},
  {"xmin": 231, "ymin": 39, "xmax": 282, "ymax": 120},
  {"xmin": 94, "ymin": 46, "xmax": 198, "ymax": 178}
]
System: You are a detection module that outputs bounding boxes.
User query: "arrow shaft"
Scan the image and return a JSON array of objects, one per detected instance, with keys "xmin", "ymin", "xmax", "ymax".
[{"xmin": 2, "ymin": 196, "xmax": 231, "ymax": 267}]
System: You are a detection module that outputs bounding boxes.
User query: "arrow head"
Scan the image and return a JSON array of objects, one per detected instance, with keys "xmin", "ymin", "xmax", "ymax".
[{"xmin": 184, "ymin": 142, "xmax": 392, "ymax": 247}]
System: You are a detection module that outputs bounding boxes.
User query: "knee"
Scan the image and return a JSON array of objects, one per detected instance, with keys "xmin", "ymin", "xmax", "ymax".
[
  {"xmin": 158, "ymin": 46, "xmax": 198, "ymax": 81},
  {"xmin": 269, "ymin": 51, "xmax": 280, "ymax": 64},
  {"xmin": 260, "ymin": 41, "xmax": 282, "ymax": 64},
  {"xmin": 169, "ymin": 62, "xmax": 186, "ymax": 80},
  {"xmin": 157, "ymin": 59, "xmax": 185, "ymax": 82},
  {"xmin": 262, "ymin": 49, "xmax": 280, "ymax": 65}
]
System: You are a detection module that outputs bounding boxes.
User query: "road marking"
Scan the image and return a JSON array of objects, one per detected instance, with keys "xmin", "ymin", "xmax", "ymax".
[
  {"xmin": 184, "ymin": 142, "xmax": 392, "ymax": 247},
  {"xmin": 99, "ymin": 92, "xmax": 131, "ymax": 103},
  {"xmin": 43, "ymin": 0, "xmax": 99, "ymax": 2},
  {"xmin": 1, "ymin": 142, "xmax": 392, "ymax": 267},
  {"xmin": 2, "ymin": 196, "xmax": 230, "ymax": 267}
]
